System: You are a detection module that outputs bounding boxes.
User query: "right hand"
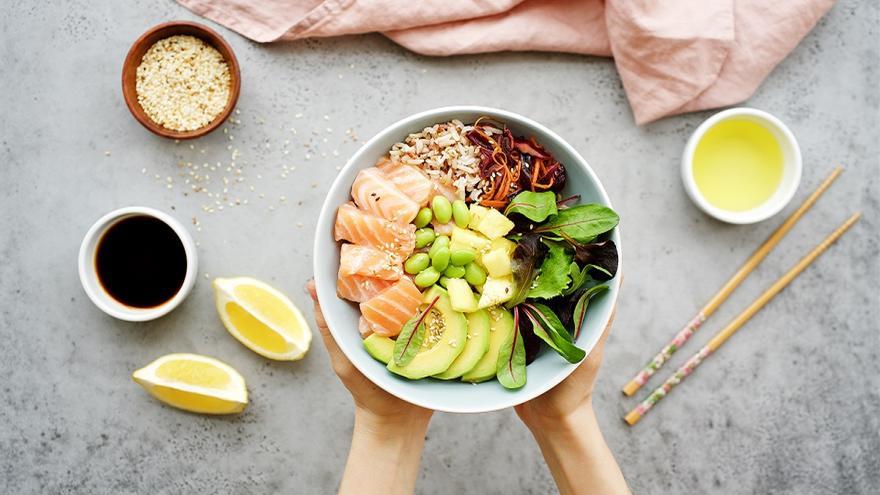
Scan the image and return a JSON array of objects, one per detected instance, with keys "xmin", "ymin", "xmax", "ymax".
[{"xmin": 514, "ymin": 307, "xmax": 615, "ymax": 429}]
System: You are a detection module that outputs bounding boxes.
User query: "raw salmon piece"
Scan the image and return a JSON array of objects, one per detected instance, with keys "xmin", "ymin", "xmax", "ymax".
[
  {"xmin": 339, "ymin": 243, "xmax": 403, "ymax": 281},
  {"xmin": 334, "ymin": 203, "xmax": 415, "ymax": 258},
  {"xmin": 433, "ymin": 180, "xmax": 461, "ymax": 202},
  {"xmin": 337, "ymin": 273, "xmax": 394, "ymax": 303},
  {"xmin": 431, "ymin": 220, "xmax": 454, "ymax": 236},
  {"xmin": 351, "ymin": 168, "xmax": 419, "ymax": 223},
  {"xmin": 358, "ymin": 317, "xmax": 374, "ymax": 338},
  {"xmin": 360, "ymin": 278, "xmax": 422, "ymax": 337},
  {"xmin": 376, "ymin": 160, "xmax": 434, "ymax": 206}
]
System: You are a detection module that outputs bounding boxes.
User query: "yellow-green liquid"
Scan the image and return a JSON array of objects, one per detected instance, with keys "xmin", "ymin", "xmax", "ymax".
[{"xmin": 693, "ymin": 119, "xmax": 784, "ymax": 212}]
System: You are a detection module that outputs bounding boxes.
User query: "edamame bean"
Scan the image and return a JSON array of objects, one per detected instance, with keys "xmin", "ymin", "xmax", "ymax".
[
  {"xmin": 414, "ymin": 267, "xmax": 441, "ymax": 288},
  {"xmin": 414, "ymin": 207, "xmax": 433, "ymax": 228},
  {"xmin": 452, "ymin": 200, "xmax": 470, "ymax": 228},
  {"xmin": 414, "ymin": 228, "xmax": 435, "ymax": 248},
  {"xmin": 404, "ymin": 253, "xmax": 430, "ymax": 274},
  {"xmin": 431, "ymin": 246, "xmax": 450, "ymax": 272},
  {"xmin": 431, "ymin": 196, "xmax": 453, "ymax": 224},
  {"xmin": 428, "ymin": 235, "xmax": 449, "ymax": 258},
  {"xmin": 443, "ymin": 265, "xmax": 466, "ymax": 279},
  {"xmin": 464, "ymin": 263, "xmax": 487, "ymax": 286},
  {"xmin": 450, "ymin": 248, "xmax": 476, "ymax": 266},
  {"xmin": 438, "ymin": 276, "xmax": 451, "ymax": 288}
]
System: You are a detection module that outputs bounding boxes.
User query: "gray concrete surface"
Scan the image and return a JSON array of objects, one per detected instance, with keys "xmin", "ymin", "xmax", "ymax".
[{"xmin": 2, "ymin": 1, "xmax": 878, "ymax": 493}]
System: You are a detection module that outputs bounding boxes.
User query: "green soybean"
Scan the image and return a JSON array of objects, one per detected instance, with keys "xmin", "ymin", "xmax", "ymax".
[
  {"xmin": 432, "ymin": 196, "xmax": 453, "ymax": 224},
  {"xmin": 414, "ymin": 228, "xmax": 435, "ymax": 248},
  {"xmin": 450, "ymin": 248, "xmax": 476, "ymax": 266},
  {"xmin": 443, "ymin": 265, "xmax": 466, "ymax": 279},
  {"xmin": 414, "ymin": 267, "xmax": 441, "ymax": 288},
  {"xmin": 413, "ymin": 207, "xmax": 433, "ymax": 228},
  {"xmin": 438, "ymin": 276, "xmax": 451, "ymax": 288},
  {"xmin": 452, "ymin": 200, "xmax": 470, "ymax": 228},
  {"xmin": 404, "ymin": 253, "xmax": 430, "ymax": 274},
  {"xmin": 431, "ymin": 246, "xmax": 450, "ymax": 272},
  {"xmin": 428, "ymin": 235, "xmax": 449, "ymax": 258},
  {"xmin": 464, "ymin": 263, "xmax": 487, "ymax": 286}
]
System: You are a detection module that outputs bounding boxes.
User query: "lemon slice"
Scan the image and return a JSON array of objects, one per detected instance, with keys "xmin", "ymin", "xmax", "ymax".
[
  {"xmin": 213, "ymin": 276, "xmax": 312, "ymax": 361},
  {"xmin": 132, "ymin": 353, "xmax": 248, "ymax": 414}
]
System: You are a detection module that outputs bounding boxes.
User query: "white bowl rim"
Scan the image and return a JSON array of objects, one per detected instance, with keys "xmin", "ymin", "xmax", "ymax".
[
  {"xmin": 681, "ymin": 107, "xmax": 802, "ymax": 225},
  {"xmin": 313, "ymin": 106, "xmax": 621, "ymax": 413},
  {"xmin": 77, "ymin": 206, "xmax": 198, "ymax": 321}
]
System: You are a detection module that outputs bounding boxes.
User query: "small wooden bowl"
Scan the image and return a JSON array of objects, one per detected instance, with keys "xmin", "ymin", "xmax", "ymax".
[{"xmin": 121, "ymin": 21, "xmax": 241, "ymax": 140}]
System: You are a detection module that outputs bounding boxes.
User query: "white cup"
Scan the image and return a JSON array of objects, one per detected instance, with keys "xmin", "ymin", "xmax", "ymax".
[
  {"xmin": 681, "ymin": 108, "xmax": 802, "ymax": 224},
  {"xmin": 78, "ymin": 206, "xmax": 198, "ymax": 321}
]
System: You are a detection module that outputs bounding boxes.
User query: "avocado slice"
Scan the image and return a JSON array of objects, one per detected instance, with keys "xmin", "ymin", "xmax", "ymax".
[
  {"xmin": 363, "ymin": 334, "xmax": 394, "ymax": 364},
  {"xmin": 433, "ymin": 309, "xmax": 491, "ymax": 380},
  {"xmin": 386, "ymin": 286, "xmax": 468, "ymax": 380},
  {"xmin": 461, "ymin": 307, "xmax": 514, "ymax": 383}
]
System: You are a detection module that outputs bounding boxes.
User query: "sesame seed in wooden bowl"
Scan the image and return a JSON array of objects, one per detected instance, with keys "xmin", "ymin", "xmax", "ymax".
[{"xmin": 122, "ymin": 21, "xmax": 241, "ymax": 140}]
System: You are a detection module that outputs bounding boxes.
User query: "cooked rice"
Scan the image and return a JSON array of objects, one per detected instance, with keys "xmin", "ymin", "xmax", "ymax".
[{"xmin": 388, "ymin": 120, "xmax": 498, "ymax": 203}]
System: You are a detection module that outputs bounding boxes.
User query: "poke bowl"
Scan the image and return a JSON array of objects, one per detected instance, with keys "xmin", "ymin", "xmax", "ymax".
[{"xmin": 313, "ymin": 106, "xmax": 621, "ymax": 413}]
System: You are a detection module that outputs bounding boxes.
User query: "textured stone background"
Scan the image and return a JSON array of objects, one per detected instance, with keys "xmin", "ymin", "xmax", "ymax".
[{"xmin": 2, "ymin": 1, "xmax": 878, "ymax": 493}]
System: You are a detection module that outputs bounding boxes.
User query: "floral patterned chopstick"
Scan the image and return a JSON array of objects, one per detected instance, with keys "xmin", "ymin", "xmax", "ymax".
[
  {"xmin": 621, "ymin": 167, "xmax": 844, "ymax": 397},
  {"xmin": 624, "ymin": 212, "xmax": 861, "ymax": 426}
]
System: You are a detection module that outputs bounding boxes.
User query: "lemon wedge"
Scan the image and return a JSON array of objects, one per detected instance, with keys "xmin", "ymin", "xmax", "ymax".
[
  {"xmin": 213, "ymin": 276, "xmax": 312, "ymax": 361},
  {"xmin": 132, "ymin": 353, "xmax": 248, "ymax": 414}
]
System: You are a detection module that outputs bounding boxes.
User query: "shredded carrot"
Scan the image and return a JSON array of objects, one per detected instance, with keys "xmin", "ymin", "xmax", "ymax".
[{"xmin": 467, "ymin": 117, "xmax": 565, "ymax": 208}]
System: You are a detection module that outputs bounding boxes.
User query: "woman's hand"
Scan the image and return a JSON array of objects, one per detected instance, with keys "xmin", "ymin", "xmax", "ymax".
[
  {"xmin": 514, "ymin": 308, "xmax": 615, "ymax": 429},
  {"xmin": 306, "ymin": 280, "xmax": 431, "ymax": 495},
  {"xmin": 306, "ymin": 280, "xmax": 432, "ymax": 429},
  {"xmin": 513, "ymin": 307, "xmax": 630, "ymax": 495}
]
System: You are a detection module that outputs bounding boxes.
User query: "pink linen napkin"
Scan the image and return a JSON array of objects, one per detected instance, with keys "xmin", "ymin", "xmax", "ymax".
[{"xmin": 177, "ymin": 0, "xmax": 835, "ymax": 124}]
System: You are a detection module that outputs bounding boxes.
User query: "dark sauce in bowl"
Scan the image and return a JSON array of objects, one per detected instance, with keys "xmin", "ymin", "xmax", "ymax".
[{"xmin": 95, "ymin": 215, "xmax": 187, "ymax": 308}]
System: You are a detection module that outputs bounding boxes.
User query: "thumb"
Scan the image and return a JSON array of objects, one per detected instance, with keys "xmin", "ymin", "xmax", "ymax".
[{"xmin": 305, "ymin": 279, "xmax": 345, "ymax": 360}]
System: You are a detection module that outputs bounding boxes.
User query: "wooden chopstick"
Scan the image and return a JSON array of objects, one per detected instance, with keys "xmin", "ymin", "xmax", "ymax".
[
  {"xmin": 621, "ymin": 167, "xmax": 844, "ymax": 396},
  {"xmin": 624, "ymin": 212, "xmax": 861, "ymax": 426}
]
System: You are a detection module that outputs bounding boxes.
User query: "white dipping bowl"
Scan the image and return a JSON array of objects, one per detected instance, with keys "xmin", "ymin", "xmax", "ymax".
[
  {"xmin": 78, "ymin": 206, "xmax": 198, "ymax": 321},
  {"xmin": 682, "ymin": 108, "xmax": 802, "ymax": 224},
  {"xmin": 313, "ymin": 106, "xmax": 621, "ymax": 413}
]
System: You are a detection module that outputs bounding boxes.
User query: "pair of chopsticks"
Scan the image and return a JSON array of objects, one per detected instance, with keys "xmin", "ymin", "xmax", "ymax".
[{"xmin": 622, "ymin": 167, "xmax": 860, "ymax": 426}]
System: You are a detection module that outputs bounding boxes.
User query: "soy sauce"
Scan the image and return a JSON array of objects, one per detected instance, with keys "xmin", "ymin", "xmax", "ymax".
[{"xmin": 95, "ymin": 215, "xmax": 187, "ymax": 308}]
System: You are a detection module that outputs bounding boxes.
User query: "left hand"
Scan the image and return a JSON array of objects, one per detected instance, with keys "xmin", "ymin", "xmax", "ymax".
[{"xmin": 306, "ymin": 280, "xmax": 433, "ymax": 429}]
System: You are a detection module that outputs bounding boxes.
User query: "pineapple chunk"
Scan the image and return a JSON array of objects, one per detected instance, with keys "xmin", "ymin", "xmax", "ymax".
[
  {"xmin": 447, "ymin": 279, "xmax": 478, "ymax": 313},
  {"xmin": 468, "ymin": 204, "xmax": 491, "ymax": 231},
  {"xmin": 481, "ymin": 248, "xmax": 512, "ymax": 277},
  {"xmin": 477, "ymin": 275, "xmax": 515, "ymax": 309},
  {"xmin": 474, "ymin": 208, "xmax": 515, "ymax": 240},
  {"xmin": 450, "ymin": 226, "xmax": 491, "ymax": 253},
  {"xmin": 490, "ymin": 237, "xmax": 517, "ymax": 257}
]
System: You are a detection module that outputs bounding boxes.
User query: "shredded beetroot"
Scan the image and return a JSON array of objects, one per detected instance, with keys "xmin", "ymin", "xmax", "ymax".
[{"xmin": 466, "ymin": 118, "xmax": 566, "ymax": 208}]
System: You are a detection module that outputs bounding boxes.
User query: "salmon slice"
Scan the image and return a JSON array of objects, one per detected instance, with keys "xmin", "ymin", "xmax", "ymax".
[
  {"xmin": 337, "ymin": 273, "xmax": 395, "ymax": 303},
  {"xmin": 351, "ymin": 168, "xmax": 419, "ymax": 223},
  {"xmin": 339, "ymin": 243, "xmax": 403, "ymax": 281},
  {"xmin": 376, "ymin": 160, "xmax": 434, "ymax": 206},
  {"xmin": 334, "ymin": 203, "xmax": 415, "ymax": 258},
  {"xmin": 431, "ymin": 220, "xmax": 454, "ymax": 236},
  {"xmin": 358, "ymin": 317, "xmax": 374, "ymax": 338},
  {"xmin": 433, "ymin": 180, "xmax": 461, "ymax": 202},
  {"xmin": 360, "ymin": 278, "xmax": 422, "ymax": 337}
]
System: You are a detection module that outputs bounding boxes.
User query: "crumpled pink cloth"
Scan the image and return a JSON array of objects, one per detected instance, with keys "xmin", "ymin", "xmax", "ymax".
[{"xmin": 177, "ymin": 0, "xmax": 835, "ymax": 124}]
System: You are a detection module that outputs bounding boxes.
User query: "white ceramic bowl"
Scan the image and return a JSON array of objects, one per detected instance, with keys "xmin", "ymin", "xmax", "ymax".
[
  {"xmin": 313, "ymin": 106, "xmax": 621, "ymax": 413},
  {"xmin": 78, "ymin": 206, "xmax": 198, "ymax": 321},
  {"xmin": 682, "ymin": 108, "xmax": 802, "ymax": 224}
]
